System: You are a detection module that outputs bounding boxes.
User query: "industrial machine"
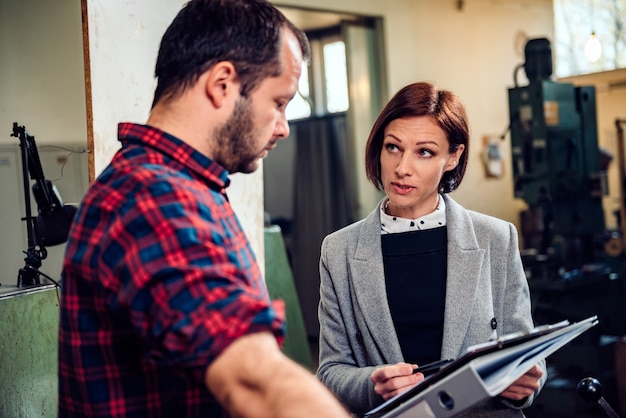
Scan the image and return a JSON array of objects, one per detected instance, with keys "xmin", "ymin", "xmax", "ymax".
[{"xmin": 507, "ymin": 38, "xmax": 626, "ymax": 416}]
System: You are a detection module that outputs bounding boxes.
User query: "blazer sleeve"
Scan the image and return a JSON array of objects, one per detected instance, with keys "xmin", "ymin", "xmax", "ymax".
[
  {"xmin": 317, "ymin": 234, "xmax": 381, "ymax": 416},
  {"xmin": 497, "ymin": 221, "xmax": 547, "ymax": 409}
]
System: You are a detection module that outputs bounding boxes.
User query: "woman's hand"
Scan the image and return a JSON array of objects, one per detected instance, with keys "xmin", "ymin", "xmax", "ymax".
[
  {"xmin": 371, "ymin": 362, "xmax": 425, "ymax": 401},
  {"xmin": 499, "ymin": 364, "xmax": 543, "ymax": 402}
]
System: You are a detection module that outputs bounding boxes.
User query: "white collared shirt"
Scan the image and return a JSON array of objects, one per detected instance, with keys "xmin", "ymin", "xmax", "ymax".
[{"xmin": 380, "ymin": 195, "xmax": 447, "ymax": 234}]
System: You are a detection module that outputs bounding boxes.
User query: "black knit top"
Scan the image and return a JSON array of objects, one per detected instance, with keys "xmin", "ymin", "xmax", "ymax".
[{"xmin": 381, "ymin": 226, "xmax": 447, "ymax": 365}]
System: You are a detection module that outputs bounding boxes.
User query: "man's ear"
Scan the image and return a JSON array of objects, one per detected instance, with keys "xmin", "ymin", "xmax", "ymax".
[{"xmin": 204, "ymin": 61, "xmax": 238, "ymax": 108}]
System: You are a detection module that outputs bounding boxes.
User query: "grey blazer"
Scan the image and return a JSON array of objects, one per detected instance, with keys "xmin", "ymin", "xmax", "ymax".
[{"xmin": 317, "ymin": 195, "xmax": 546, "ymax": 417}]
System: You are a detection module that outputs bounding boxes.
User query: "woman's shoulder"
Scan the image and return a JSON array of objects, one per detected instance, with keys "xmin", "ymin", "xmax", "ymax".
[
  {"xmin": 326, "ymin": 203, "xmax": 381, "ymax": 241},
  {"xmin": 467, "ymin": 209, "xmax": 512, "ymax": 228},
  {"xmin": 444, "ymin": 195, "xmax": 517, "ymax": 243},
  {"xmin": 445, "ymin": 195, "xmax": 513, "ymax": 227},
  {"xmin": 324, "ymin": 218, "xmax": 367, "ymax": 243}
]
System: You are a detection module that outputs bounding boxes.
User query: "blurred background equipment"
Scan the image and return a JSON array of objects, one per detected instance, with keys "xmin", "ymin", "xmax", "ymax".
[
  {"xmin": 577, "ymin": 377, "xmax": 621, "ymax": 418},
  {"xmin": 507, "ymin": 38, "xmax": 626, "ymax": 417},
  {"xmin": 10, "ymin": 123, "xmax": 77, "ymax": 287}
]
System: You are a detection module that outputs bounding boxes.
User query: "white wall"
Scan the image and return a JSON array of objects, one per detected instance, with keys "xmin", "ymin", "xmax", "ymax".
[
  {"xmin": 274, "ymin": 0, "xmax": 555, "ymax": 230},
  {"xmin": 0, "ymin": 0, "xmax": 88, "ymax": 286},
  {"xmin": 0, "ymin": 0, "xmax": 87, "ymax": 146}
]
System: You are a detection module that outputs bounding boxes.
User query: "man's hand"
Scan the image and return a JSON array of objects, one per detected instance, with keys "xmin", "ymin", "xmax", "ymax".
[
  {"xmin": 499, "ymin": 364, "xmax": 543, "ymax": 401},
  {"xmin": 371, "ymin": 362, "xmax": 425, "ymax": 401}
]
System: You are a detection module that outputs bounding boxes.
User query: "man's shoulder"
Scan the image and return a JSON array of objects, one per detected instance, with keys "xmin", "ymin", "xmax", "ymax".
[
  {"xmin": 84, "ymin": 153, "xmax": 216, "ymax": 223},
  {"xmin": 98, "ymin": 147, "xmax": 194, "ymax": 189}
]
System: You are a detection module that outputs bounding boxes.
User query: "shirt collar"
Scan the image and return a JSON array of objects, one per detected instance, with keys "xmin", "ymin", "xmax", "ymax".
[
  {"xmin": 117, "ymin": 122, "xmax": 230, "ymax": 190},
  {"xmin": 380, "ymin": 195, "xmax": 446, "ymax": 234}
]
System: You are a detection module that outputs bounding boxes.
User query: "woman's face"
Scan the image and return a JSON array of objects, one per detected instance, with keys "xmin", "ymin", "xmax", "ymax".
[{"xmin": 380, "ymin": 116, "xmax": 465, "ymax": 219}]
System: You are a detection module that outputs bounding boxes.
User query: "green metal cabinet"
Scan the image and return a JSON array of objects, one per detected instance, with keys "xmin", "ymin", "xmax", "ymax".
[
  {"xmin": 264, "ymin": 225, "xmax": 315, "ymax": 371},
  {"xmin": 0, "ymin": 285, "xmax": 59, "ymax": 418}
]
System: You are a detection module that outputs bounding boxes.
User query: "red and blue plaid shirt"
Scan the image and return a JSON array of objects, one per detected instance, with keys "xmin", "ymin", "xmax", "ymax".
[{"xmin": 58, "ymin": 123, "xmax": 286, "ymax": 417}]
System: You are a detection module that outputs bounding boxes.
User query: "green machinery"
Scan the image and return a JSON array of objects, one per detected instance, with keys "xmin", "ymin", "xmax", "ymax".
[{"xmin": 507, "ymin": 38, "xmax": 626, "ymax": 416}]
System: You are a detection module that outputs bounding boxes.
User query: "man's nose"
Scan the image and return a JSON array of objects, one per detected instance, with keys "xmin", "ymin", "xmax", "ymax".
[{"xmin": 275, "ymin": 115, "xmax": 290, "ymax": 139}]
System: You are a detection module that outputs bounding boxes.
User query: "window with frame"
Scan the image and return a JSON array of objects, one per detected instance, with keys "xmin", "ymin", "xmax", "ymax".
[
  {"xmin": 286, "ymin": 28, "xmax": 349, "ymax": 121},
  {"xmin": 553, "ymin": 0, "xmax": 626, "ymax": 77}
]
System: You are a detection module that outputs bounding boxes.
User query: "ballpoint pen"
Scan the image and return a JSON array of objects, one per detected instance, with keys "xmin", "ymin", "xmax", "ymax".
[{"xmin": 412, "ymin": 358, "xmax": 454, "ymax": 375}]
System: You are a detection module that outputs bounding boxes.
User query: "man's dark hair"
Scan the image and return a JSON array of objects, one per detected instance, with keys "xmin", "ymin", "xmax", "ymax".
[{"xmin": 152, "ymin": 0, "xmax": 310, "ymax": 108}]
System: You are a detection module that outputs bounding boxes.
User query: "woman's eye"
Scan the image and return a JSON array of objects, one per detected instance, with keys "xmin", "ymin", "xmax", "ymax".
[
  {"xmin": 418, "ymin": 149, "xmax": 434, "ymax": 157},
  {"xmin": 385, "ymin": 143, "xmax": 399, "ymax": 152}
]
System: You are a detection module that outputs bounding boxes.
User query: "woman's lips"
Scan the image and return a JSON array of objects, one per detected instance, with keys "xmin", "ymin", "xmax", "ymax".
[{"xmin": 391, "ymin": 182, "xmax": 414, "ymax": 195}]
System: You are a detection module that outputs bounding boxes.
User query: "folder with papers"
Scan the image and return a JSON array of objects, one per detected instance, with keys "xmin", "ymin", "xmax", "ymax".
[{"xmin": 365, "ymin": 315, "xmax": 599, "ymax": 418}]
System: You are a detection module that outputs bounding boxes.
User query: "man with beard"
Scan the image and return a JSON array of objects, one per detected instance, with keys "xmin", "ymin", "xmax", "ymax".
[{"xmin": 58, "ymin": 1, "xmax": 349, "ymax": 417}]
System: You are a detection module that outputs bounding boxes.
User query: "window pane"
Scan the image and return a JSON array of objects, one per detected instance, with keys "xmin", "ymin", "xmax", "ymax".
[
  {"xmin": 323, "ymin": 41, "xmax": 349, "ymax": 113},
  {"xmin": 286, "ymin": 92, "xmax": 311, "ymax": 120},
  {"xmin": 299, "ymin": 61, "xmax": 310, "ymax": 97},
  {"xmin": 554, "ymin": 0, "xmax": 626, "ymax": 77},
  {"xmin": 286, "ymin": 63, "xmax": 311, "ymax": 120}
]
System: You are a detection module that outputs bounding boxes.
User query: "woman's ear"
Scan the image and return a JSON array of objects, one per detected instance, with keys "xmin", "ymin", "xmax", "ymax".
[
  {"xmin": 455, "ymin": 144, "xmax": 466, "ymax": 160},
  {"xmin": 445, "ymin": 144, "xmax": 465, "ymax": 171},
  {"xmin": 204, "ymin": 61, "xmax": 238, "ymax": 108}
]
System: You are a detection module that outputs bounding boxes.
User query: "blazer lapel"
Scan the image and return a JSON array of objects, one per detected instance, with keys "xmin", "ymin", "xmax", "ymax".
[
  {"xmin": 441, "ymin": 196, "xmax": 485, "ymax": 359},
  {"xmin": 350, "ymin": 203, "xmax": 404, "ymax": 364},
  {"xmin": 348, "ymin": 197, "xmax": 486, "ymax": 363}
]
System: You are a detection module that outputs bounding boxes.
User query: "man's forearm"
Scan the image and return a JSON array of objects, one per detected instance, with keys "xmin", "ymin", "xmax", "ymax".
[{"xmin": 206, "ymin": 332, "xmax": 349, "ymax": 417}]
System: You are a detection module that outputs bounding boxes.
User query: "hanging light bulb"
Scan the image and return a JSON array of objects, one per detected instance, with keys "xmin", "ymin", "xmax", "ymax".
[{"xmin": 584, "ymin": 31, "xmax": 602, "ymax": 62}]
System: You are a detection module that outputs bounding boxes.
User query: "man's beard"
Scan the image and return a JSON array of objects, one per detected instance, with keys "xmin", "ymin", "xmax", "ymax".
[{"xmin": 213, "ymin": 97, "xmax": 262, "ymax": 174}]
